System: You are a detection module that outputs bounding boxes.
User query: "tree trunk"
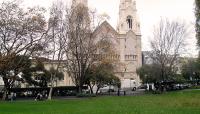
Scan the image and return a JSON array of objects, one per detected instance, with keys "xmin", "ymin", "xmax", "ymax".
[
  {"xmin": 2, "ymin": 77, "xmax": 9, "ymax": 100},
  {"xmin": 108, "ymin": 85, "xmax": 111, "ymax": 95},
  {"xmin": 88, "ymin": 85, "xmax": 93, "ymax": 94},
  {"xmin": 2, "ymin": 88, "xmax": 8, "ymax": 100},
  {"xmin": 96, "ymin": 87, "xmax": 100, "ymax": 95},
  {"xmin": 48, "ymin": 87, "xmax": 53, "ymax": 100},
  {"xmin": 48, "ymin": 74, "xmax": 54, "ymax": 100},
  {"xmin": 161, "ymin": 67, "xmax": 164, "ymax": 81},
  {"xmin": 78, "ymin": 86, "xmax": 82, "ymax": 93}
]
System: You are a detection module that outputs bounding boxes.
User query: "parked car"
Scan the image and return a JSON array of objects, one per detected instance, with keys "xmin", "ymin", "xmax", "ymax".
[{"xmin": 137, "ymin": 84, "xmax": 147, "ymax": 89}]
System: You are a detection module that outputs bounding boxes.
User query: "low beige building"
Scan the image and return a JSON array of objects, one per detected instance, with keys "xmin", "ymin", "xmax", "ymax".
[{"xmin": 43, "ymin": 61, "xmax": 75, "ymax": 87}]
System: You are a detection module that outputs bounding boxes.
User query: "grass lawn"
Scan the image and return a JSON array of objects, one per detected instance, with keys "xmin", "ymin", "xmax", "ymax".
[{"xmin": 0, "ymin": 90, "xmax": 200, "ymax": 114}]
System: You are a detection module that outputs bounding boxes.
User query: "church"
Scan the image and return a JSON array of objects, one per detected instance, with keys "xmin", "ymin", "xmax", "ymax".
[
  {"xmin": 19, "ymin": 0, "xmax": 142, "ymax": 89},
  {"xmin": 71, "ymin": 0, "xmax": 142, "ymax": 88}
]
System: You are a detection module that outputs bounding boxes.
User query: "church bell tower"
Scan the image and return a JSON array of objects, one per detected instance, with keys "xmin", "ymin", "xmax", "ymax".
[{"xmin": 117, "ymin": 0, "xmax": 140, "ymax": 35}]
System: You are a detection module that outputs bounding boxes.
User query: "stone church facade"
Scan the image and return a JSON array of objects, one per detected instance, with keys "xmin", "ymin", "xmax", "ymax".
[
  {"xmin": 91, "ymin": 0, "xmax": 142, "ymax": 87},
  {"xmin": 21, "ymin": 0, "xmax": 142, "ymax": 88}
]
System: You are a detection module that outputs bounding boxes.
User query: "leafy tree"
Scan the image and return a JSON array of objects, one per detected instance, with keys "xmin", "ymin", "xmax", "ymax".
[
  {"xmin": 137, "ymin": 63, "xmax": 186, "ymax": 83},
  {"xmin": 195, "ymin": 0, "xmax": 200, "ymax": 46},
  {"xmin": 22, "ymin": 59, "xmax": 64, "ymax": 88},
  {"xmin": 22, "ymin": 60, "xmax": 51, "ymax": 88},
  {"xmin": 84, "ymin": 68, "xmax": 96, "ymax": 94},
  {"xmin": 0, "ymin": 0, "xmax": 47, "ymax": 100},
  {"xmin": 0, "ymin": 55, "xmax": 30, "ymax": 99},
  {"xmin": 85, "ymin": 62, "xmax": 120, "ymax": 94},
  {"xmin": 136, "ymin": 64, "xmax": 160, "ymax": 84},
  {"xmin": 194, "ymin": 0, "xmax": 200, "ymax": 85},
  {"xmin": 48, "ymin": 67, "xmax": 64, "ymax": 87},
  {"xmin": 181, "ymin": 59, "xmax": 200, "ymax": 84}
]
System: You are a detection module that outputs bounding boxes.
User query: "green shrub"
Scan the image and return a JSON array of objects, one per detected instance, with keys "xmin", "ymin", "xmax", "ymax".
[
  {"xmin": 190, "ymin": 85, "xmax": 200, "ymax": 89},
  {"xmin": 76, "ymin": 93, "xmax": 96, "ymax": 98},
  {"xmin": 152, "ymin": 90, "xmax": 162, "ymax": 94}
]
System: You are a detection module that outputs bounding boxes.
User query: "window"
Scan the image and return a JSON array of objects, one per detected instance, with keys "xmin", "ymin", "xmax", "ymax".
[{"xmin": 126, "ymin": 16, "xmax": 133, "ymax": 29}]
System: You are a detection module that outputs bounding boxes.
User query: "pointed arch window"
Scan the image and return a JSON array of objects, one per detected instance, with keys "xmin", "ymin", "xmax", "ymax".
[{"xmin": 126, "ymin": 16, "xmax": 133, "ymax": 29}]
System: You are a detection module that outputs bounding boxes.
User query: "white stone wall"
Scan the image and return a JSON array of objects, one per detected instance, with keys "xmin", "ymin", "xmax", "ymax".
[
  {"xmin": 118, "ymin": 0, "xmax": 139, "ymax": 34},
  {"xmin": 117, "ymin": 0, "xmax": 142, "ymax": 86},
  {"xmin": 0, "ymin": 77, "xmax": 4, "ymax": 85},
  {"xmin": 43, "ymin": 62, "xmax": 75, "ymax": 87}
]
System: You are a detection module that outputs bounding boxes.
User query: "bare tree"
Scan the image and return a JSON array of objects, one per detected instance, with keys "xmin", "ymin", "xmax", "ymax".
[
  {"xmin": 149, "ymin": 18, "xmax": 189, "ymax": 81},
  {"xmin": 42, "ymin": 1, "xmax": 67, "ymax": 100},
  {"xmin": 0, "ymin": 0, "xmax": 47, "ymax": 100},
  {"xmin": 64, "ymin": 3, "xmax": 119, "ymax": 93},
  {"xmin": 64, "ymin": 4, "xmax": 95, "ymax": 93}
]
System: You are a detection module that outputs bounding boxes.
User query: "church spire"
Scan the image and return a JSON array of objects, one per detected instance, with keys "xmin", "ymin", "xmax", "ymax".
[
  {"xmin": 72, "ymin": 0, "xmax": 88, "ymax": 8},
  {"xmin": 117, "ymin": 0, "xmax": 140, "ymax": 34}
]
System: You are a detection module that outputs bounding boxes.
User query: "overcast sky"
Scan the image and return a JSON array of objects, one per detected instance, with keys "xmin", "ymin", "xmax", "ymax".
[
  {"xmin": 2, "ymin": 0, "xmax": 198, "ymax": 57},
  {"xmin": 89, "ymin": 0, "xmax": 197, "ymax": 57}
]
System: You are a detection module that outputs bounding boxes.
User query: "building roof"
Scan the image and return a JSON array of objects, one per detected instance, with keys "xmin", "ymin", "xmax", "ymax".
[{"xmin": 92, "ymin": 21, "xmax": 119, "ymax": 37}]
